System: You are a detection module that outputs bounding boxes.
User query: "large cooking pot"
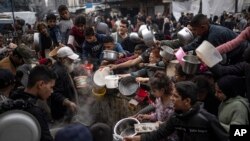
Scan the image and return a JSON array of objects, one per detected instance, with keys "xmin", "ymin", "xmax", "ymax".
[
  {"xmin": 160, "ymin": 46, "xmax": 174, "ymax": 61},
  {"xmin": 103, "ymin": 50, "xmax": 119, "ymax": 62},
  {"xmin": 113, "ymin": 117, "xmax": 140, "ymax": 141},
  {"xmin": 0, "ymin": 110, "xmax": 41, "ymax": 141},
  {"xmin": 177, "ymin": 27, "xmax": 193, "ymax": 44},
  {"xmin": 182, "ymin": 55, "xmax": 201, "ymax": 74}
]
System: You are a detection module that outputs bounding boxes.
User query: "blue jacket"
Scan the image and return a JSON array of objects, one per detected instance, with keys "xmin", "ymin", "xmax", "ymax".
[
  {"xmin": 82, "ymin": 34, "xmax": 106, "ymax": 60},
  {"xmin": 48, "ymin": 25, "xmax": 62, "ymax": 46}
]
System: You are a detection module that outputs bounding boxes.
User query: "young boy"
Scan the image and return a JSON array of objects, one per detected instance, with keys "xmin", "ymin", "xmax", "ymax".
[
  {"xmin": 36, "ymin": 22, "xmax": 52, "ymax": 58},
  {"xmin": 46, "ymin": 13, "xmax": 62, "ymax": 47},
  {"xmin": 57, "ymin": 5, "xmax": 73, "ymax": 44}
]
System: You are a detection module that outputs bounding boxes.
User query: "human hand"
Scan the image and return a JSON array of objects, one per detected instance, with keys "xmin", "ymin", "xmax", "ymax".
[
  {"xmin": 63, "ymin": 99, "xmax": 77, "ymax": 114},
  {"xmin": 109, "ymin": 64, "xmax": 118, "ymax": 70}
]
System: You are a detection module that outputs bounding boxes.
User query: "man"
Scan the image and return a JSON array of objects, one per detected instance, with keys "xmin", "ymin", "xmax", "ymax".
[
  {"xmin": 111, "ymin": 19, "xmax": 129, "ymax": 44},
  {"xmin": 0, "ymin": 45, "xmax": 33, "ymax": 74},
  {"xmin": 183, "ymin": 14, "xmax": 248, "ymax": 65},
  {"xmin": 124, "ymin": 81, "xmax": 229, "ymax": 141},
  {"xmin": 9, "ymin": 65, "xmax": 56, "ymax": 141},
  {"xmin": 49, "ymin": 46, "xmax": 78, "ymax": 121}
]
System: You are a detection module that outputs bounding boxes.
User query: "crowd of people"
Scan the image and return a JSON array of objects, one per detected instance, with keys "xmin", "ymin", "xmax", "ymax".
[{"xmin": 0, "ymin": 4, "xmax": 250, "ymax": 141}]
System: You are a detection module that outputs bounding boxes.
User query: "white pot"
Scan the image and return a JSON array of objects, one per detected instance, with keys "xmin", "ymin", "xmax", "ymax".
[
  {"xmin": 195, "ymin": 40, "xmax": 222, "ymax": 67},
  {"xmin": 105, "ymin": 75, "xmax": 119, "ymax": 89}
]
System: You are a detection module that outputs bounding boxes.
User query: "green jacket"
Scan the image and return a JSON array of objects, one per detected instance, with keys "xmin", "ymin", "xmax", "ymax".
[{"xmin": 218, "ymin": 95, "xmax": 250, "ymax": 132}]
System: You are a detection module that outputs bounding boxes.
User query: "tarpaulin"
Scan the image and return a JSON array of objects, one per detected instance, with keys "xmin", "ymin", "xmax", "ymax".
[{"xmin": 172, "ymin": 0, "xmax": 201, "ymax": 21}]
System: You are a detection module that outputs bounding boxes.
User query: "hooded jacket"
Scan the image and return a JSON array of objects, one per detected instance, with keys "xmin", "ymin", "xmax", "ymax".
[
  {"xmin": 218, "ymin": 96, "xmax": 250, "ymax": 133},
  {"xmin": 9, "ymin": 90, "xmax": 53, "ymax": 141},
  {"xmin": 141, "ymin": 103, "xmax": 229, "ymax": 141}
]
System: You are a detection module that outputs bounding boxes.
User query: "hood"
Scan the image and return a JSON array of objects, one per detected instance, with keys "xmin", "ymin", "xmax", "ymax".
[{"xmin": 223, "ymin": 96, "xmax": 250, "ymax": 111}]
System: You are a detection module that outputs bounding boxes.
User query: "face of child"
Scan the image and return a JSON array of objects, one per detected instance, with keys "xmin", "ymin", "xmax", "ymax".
[
  {"xmin": 47, "ymin": 19, "xmax": 57, "ymax": 28},
  {"xmin": 103, "ymin": 42, "xmax": 115, "ymax": 50},
  {"xmin": 60, "ymin": 10, "xmax": 70, "ymax": 20},
  {"xmin": 85, "ymin": 35, "xmax": 97, "ymax": 43},
  {"xmin": 76, "ymin": 24, "xmax": 85, "ymax": 32},
  {"xmin": 38, "ymin": 25, "xmax": 48, "ymax": 35}
]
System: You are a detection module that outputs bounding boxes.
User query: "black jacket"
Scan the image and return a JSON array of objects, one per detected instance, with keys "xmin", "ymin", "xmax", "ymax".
[
  {"xmin": 49, "ymin": 62, "xmax": 76, "ymax": 120},
  {"xmin": 141, "ymin": 103, "xmax": 229, "ymax": 141},
  {"xmin": 10, "ymin": 90, "xmax": 53, "ymax": 141}
]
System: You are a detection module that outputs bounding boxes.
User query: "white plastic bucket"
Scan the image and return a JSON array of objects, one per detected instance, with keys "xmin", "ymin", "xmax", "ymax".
[
  {"xmin": 195, "ymin": 40, "xmax": 222, "ymax": 67},
  {"xmin": 105, "ymin": 75, "xmax": 119, "ymax": 89},
  {"xmin": 175, "ymin": 47, "xmax": 186, "ymax": 65}
]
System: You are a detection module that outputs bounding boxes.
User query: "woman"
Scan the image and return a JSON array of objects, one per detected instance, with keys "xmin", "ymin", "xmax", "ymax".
[{"xmin": 215, "ymin": 75, "xmax": 249, "ymax": 133}]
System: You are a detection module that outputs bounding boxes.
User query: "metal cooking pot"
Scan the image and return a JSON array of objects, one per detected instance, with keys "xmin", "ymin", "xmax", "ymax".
[
  {"xmin": 0, "ymin": 110, "xmax": 41, "ymax": 141},
  {"xmin": 182, "ymin": 55, "xmax": 201, "ymax": 74},
  {"xmin": 177, "ymin": 27, "xmax": 193, "ymax": 44},
  {"xmin": 33, "ymin": 32, "xmax": 40, "ymax": 52},
  {"xmin": 118, "ymin": 76, "xmax": 139, "ymax": 96},
  {"xmin": 102, "ymin": 50, "xmax": 119, "ymax": 61},
  {"xmin": 113, "ymin": 117, "xmax": 140, "ymax": 141},
  {"xmin": 160, "ymin": 46, "xmax": 175, "ymax": 61},
  {"xmin": 141, "ymin": 28, "xmax": 155, "ymax": 47},
  {"xmin": 138, "ymin": 24, "xmax": 147, "ymax": 37}
]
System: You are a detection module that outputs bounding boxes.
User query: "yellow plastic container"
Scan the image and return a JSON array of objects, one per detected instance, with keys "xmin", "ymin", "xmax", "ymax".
[{"xmin": 92, "ymin": 87, "xmax": 106, "ymax": 100}]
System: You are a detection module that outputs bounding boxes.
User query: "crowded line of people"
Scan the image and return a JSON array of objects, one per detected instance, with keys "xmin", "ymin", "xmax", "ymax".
[{"xmin": 0, "ymin": 4, "xmax": 250, "ymax": 141}]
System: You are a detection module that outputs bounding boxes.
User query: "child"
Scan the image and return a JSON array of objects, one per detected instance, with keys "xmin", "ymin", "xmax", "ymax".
[
  {"xmin": 36, "ymin": 22, "xmax": 52, "ymax": 58},
  {"xmin": 46, "ymin": 13, "xmax": 62, "ymax": 47},
  {"xmin": 57, "ymin": 5, "xmax": 73, "ymax": 44}
]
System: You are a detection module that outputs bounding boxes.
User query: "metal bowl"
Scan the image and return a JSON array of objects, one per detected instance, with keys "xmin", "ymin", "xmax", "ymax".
[
  {"xmin": 102, "ymin": 50, "xmax": 119, "ymax": 61},
  {"xmin": 182, "ymin": 55, "xmax": 201, "ymax": 74}
]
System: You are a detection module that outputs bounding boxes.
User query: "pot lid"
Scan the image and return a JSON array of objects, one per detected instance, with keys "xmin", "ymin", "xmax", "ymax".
[{"xmin": 0, "ymin": 110, "xmax": 41, "ymax": 141}]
